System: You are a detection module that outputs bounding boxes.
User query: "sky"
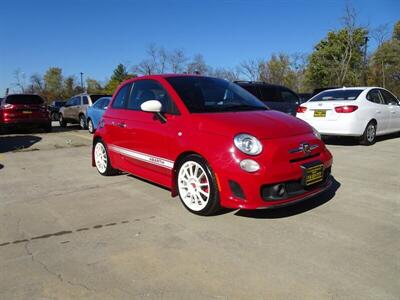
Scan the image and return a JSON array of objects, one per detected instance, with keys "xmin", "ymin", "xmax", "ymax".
[{"xmin": 0, "ymin": 0, "xmax": 399, "ymax": 95}]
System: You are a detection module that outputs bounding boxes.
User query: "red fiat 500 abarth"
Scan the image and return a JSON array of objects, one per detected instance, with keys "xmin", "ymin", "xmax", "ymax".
[{"xmin": 92, "ymin": 75, "xmax": 333, "ymax": 215}]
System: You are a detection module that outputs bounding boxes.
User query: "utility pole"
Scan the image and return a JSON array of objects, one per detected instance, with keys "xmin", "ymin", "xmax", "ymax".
[
  {"xmin": 363, "ymin": 36, "xmax": 369, "ymax": 86},
  {"xmin": 80, "ymin": 72, "xmax": 84, "ymax": 91}
]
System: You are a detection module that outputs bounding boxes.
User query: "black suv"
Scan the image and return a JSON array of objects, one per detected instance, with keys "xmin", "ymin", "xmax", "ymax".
[
  {"xmin": 48, "ymin": 100, "xmax": 66, "ymax": 121},
  {"xmin": 234, "ymin": 81, "xmax": 301, "ymax": 116}
]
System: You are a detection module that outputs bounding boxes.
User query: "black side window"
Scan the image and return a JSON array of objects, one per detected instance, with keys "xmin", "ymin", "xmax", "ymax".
[
  {"xmin": 72, "ymin": 97, "xmax": 79, "ymax": 106},
  {"xmin": 112, "ymin": 84, "xmax": 131, "ymax": 109},
  {"xmin": 366, "ymin": 90, "xmax": 382, "ymax": 104},
  {"xmin": 128, "ymin": 80, "xmax": 179, "ymax": 114},
  {"xmin": 239, "ymin": 85, "xmax": 261, "ymax": 99},
  {"xmin": 260, "ymin": 86, "xmax": 281, "ymax": 102},
  {"xmin": 66, "ymin": 99, "xmax": 74, "ymax": 106},
  {"xmin": 380, "ymin": 90, "xmax": 399, "ymax": 105},
  {"xmin": 281, "ymin": 89, "xmax": 299, "ymax": 103},
  {"xmin": 82, "ymin": 96, "xmax": 89, "ymax": 105}
]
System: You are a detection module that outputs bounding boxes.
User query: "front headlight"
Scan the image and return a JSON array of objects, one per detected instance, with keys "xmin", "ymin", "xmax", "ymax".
[
  {"xmin": 234, "ymin": 134, "xmax": 263, "ymax": 155},
  {"xmin": 312, "ymin": 127, "xmax": 321, "ymax": 140}
]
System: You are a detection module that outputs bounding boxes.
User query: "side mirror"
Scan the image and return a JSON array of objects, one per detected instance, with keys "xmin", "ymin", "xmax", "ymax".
[{"xmin": 141, "ymin": 100, "xmax": 162, "ymax": 113}]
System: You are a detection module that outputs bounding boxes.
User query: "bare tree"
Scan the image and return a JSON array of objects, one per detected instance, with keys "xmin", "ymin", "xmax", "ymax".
[
  {"xmin": 29, "ymin": 73, "xmax": 44, "ymax": 93},
  {"xmin": 187, "ymin": 54, "xmax": 209, "ymax": 75},
  {"xmin": 168, "ymin": 48, "xmax": 188, "ymax": 73},
  {"xmin": 371, "ymin": 23, "xmax": 390, "ymax": 47},
  {"xmin": 132, "ymin": 59, "xmax": 157, "ymax": 75},
  {"xmin": 238, "ymin": 59, "xmax": 262, "ymax": 81},
  {"xmin": 211, "ymin": 67, "xmax": 241, "ymax": 81},
  {"xmin": 332, "ymin": 3, "xmax": 362, "ymax": 85},
  {"xmin": 13, "ymin": 69, "xmax": 27, "ymax": 93}
]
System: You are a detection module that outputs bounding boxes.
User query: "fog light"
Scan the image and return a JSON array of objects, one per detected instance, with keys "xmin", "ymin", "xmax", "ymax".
[{"xmin": 240, "ymin": 159, "xmax": 260, "ymax": 173}]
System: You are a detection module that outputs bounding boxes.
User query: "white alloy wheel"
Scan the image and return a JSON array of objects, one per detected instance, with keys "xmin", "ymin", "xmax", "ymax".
[
  {"xmin": 94, "ymin": 142, "xmax": 108, "ymax": 174},
  {"xmin": 178, "ymin": 161, "xmax": 210, "ymax": 211}
]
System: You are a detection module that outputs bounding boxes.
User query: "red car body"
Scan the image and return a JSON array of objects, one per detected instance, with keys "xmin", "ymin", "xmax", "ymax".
[
  {"xmin": 93, "ymin": 75, "xmax": 333, "ymax": 213},
  {"xmin": 0, "ymin": 94, "xmax": 51, "ymax": 132}
]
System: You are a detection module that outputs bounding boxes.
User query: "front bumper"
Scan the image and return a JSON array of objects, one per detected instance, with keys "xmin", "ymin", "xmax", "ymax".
[{"xmin": 212, "ymin": 135, "xmax": 333, "ymax": 210}]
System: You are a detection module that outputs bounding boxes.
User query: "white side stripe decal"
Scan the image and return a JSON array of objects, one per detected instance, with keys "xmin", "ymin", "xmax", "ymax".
[{"xmin": 109, "ymin": 145, "xmax": 174, "ymax": 170}]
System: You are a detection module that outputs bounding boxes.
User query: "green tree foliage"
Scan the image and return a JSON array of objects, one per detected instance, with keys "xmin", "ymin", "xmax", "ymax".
[
  {"xmin": 369, "ymin": 21, "xmax": 400, "ymax": 96},
  {"xmin": 306, "ymin": 28, "xmax": 367, "ymax": 88},
  {"xmin": 104, "ymin": 64, "xmax": 135, "ymax": 94},
  {"xmin": 43, "ymin": 67, "xmax": 64, "ymax": 101},
  {"xmin": 86, "ymin": 78, "xmax": 104, "ymax": 94},
  {"xmin": 393, "ymin": 21, "xmax": 400, "ymax": 41}
]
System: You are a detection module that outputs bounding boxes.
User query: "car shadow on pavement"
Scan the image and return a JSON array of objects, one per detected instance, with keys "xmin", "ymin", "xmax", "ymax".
[
  {"xmin": 234, "ymin": 177, "xmax": 341, "ymax": 219},
  {"xmin": 0, "ymin": 164, "xmax": 3, "ymax": 170},
  {"xmin": 323, "ymin": 133, "xmax": 400, "ymax": 146},
  {"xmin": 0, "ymin": 135, "xmax": 42, "ymax": 153},
  {"xmin": 51, "ymin": 124, "xmax": 84, "ymax": 133}
]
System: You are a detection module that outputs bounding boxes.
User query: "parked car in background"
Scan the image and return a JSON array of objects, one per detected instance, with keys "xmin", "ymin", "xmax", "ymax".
[
  {"xmin": 298, "ymin": 93, "xmax": 312, "ymax": 102},
  {"xmin": 312, "ymin": 87, "xmax": 340, "ymax": 96},
  {"xmin": 234, "ymin": 81, "xmax": 301, "ymax": 116},
  {"xmin": 59, "ymin": 93, "xmax": 110, "ymax": 129},
  {"xmin": 296, "ymin": 87, "xmax": 400, "ymax": 145},
  {"xmin": 93, "ymin": 75, "xmax": 333, "ymax": 216},
  {"xmin": 48, "ymin": 100, "xmax": 66, "ymax": 121},
  {"xmin": 86, "ymin": 97, "xmax": 111, "ymax": 133},
  {"xmin": 0, "ymin": 94, "xmax": 51, "ymax": 133}
]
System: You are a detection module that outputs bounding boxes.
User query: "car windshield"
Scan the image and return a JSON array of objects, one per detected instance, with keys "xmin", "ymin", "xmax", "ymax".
[
  {"xmin": 310, "ymin": 89, "xmax": 363, "ymax": 101},
  {"xmin": 165, "ymin": 76, "xmax": 267, "ymax": 113},
  {"xmin": 6, "ymin": 94, "xmax": 44, "ymax": 105}
]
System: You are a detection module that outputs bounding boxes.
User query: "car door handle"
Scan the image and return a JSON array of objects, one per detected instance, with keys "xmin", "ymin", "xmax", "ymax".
[{"xmin": 376, "ymin": 110, "xmax": 381, "ymax": 114}]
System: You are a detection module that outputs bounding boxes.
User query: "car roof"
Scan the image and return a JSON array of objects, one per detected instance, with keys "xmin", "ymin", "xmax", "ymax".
[
  {"xmin": 234, "ymin": 81, "xmax": 291, "ymax": 89},
  {"xmin": 320, "ymin": 87, "xmax": 384, "ymax": 93}
]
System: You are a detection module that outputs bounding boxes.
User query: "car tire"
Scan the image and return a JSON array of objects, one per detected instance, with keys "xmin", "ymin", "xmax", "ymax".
[
  {"xmin": 79, "ymin": 114, "xmax": 87, "ymax": 129},
  {"xmin": 360, "ymin": 121, "xmax": 377, "ymax": 145},
  {"xmin": 94, "ymin": 140, "xmax": 118, "ymax": 176},
  {"xmin": 51, "ymin": 112, "xmax": 58, "ymax": 121},
  {"xmin": 176, "ymin": 154, "xmax": 220, "ymax": 216},
  {"xmin": 88, "ymin": 119, "xmax": 95, "ymax": 134},
  {"xmin": 59, "ymin": 114, "xmax": 67, "ymax": 127}
]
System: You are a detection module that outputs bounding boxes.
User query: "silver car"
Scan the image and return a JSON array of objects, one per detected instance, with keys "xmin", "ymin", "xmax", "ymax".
[{"xmin": 59, "ymin": 94, "xmax": 110, "ymax": 129}]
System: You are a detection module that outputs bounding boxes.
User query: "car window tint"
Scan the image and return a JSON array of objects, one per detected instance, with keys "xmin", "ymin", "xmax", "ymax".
[
  {"xmin": 380, "ymin": 89, "xmax": 399, "ymax": 105},
  {"xmin": 239, "ymin": 85, "xmax": 260, "ymax": 99},
  {"xmin": 75, "ymin": 97, "xmax": 81, "ymax": 106},
  {"xmin": 260, "ymin": 86, "xmax": 281, "ymax": 102},
  {"xmin": 92, "ymin": 99, "xmax": 103, "ymax": 108},
  {"xmin": 102, "ymin": 98, "xmax": 110, "ymax": 109},
  {"xmin": 112, "ymin": 84, "xmax": 131, "ymax": 109},
  {"xmin": 128, "ymin": 80, "xmax": 178, "ymax": 114},
  {"xmin": 366, "ymin": 90, "xmax": 382, "ymax": 104},
  {"xmin": 310, "ymin": 89, "xmax": 363, "ymax": 101},
  {"xmin": 82, "ymin": 96, "xmax": 89, "ymax": 105},
  {"xmin": 281, "ymin": 90, "xmax": 299, "ymax": 103},
  {"xmin": 5, "ymin": 94, "xmax": 44, "ymax": 105}
]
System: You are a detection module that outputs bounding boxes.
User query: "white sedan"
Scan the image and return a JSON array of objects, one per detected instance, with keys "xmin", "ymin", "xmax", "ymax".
[{"xmin": 296, "ymin": 87, "xmax": 400, "ymax": 145}]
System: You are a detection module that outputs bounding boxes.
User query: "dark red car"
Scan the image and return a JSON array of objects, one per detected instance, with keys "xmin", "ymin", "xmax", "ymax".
[
  {"xmin": 0, "ymin": 94, "xmax": 51, "ymax": 133},
  {"xmin": 92, "ymin": 75, "xmax": 333, "ymax": 215}
]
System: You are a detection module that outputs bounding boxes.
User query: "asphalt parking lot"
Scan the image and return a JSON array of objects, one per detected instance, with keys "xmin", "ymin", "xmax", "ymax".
[{"xmin": 0, "ymin": 123, "xmax": 399, "ymax": 300}]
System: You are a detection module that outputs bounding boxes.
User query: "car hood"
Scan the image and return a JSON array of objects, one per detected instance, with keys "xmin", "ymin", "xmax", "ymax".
[{"xmin": 194, "ymin": 110, "xmax": 312, "ymax": 139}]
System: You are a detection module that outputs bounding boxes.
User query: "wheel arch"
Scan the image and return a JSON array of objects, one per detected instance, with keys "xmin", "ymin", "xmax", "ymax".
[{"xmin": 171, "ymin": 151, "xmax": 204, "ymax": 197}]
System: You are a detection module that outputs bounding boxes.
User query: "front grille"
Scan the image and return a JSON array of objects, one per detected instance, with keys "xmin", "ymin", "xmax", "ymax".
[{"xmin": 260, "ymin": 167, "xmax": 331, "ymax": 202}]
